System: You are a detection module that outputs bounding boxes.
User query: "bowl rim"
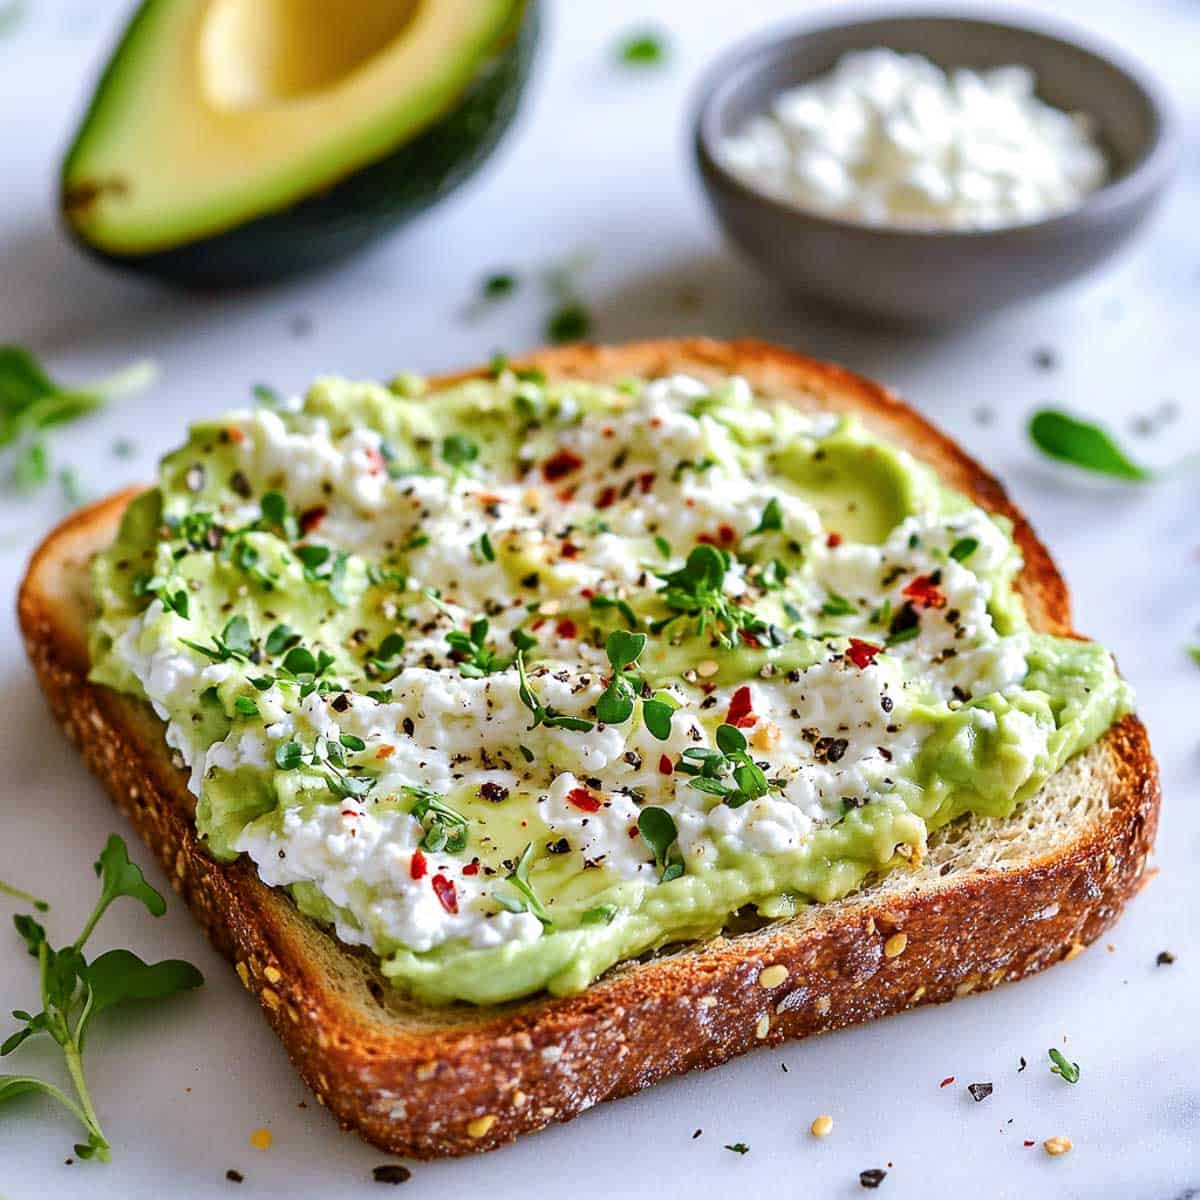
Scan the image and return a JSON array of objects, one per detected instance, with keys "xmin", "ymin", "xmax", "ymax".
[{"xmin": 693, "ymin": 7, "xmax": 1180, "ymax": 242}]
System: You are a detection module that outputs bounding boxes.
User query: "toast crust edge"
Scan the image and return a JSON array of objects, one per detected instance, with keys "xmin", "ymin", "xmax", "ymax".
[{"xmin": 17, "ymin": 339, "xmax": 1159, "ymax": 1158}]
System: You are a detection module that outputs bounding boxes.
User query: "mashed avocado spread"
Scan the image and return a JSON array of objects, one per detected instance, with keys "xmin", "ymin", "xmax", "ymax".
[{"xmin": 89, "ymin": 368, "xmax": 1131, "ymax": 1005}]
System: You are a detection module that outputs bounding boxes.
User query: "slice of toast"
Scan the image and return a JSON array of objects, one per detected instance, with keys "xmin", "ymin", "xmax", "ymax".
[{"xmin": 17, "ymin": 338, "xmax": 1159, "ymax": 1159}]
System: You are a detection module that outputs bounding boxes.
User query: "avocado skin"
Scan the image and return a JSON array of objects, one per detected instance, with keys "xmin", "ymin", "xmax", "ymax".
[{"xmin": 61, "ymin": 4, "xmax": 539, "ymax": 289}]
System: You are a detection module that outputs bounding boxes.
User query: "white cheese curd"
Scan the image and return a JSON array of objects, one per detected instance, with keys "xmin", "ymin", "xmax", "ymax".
[{"xmin": 720, "ymin": 48, "xmax": 1109, "ymax": 230}]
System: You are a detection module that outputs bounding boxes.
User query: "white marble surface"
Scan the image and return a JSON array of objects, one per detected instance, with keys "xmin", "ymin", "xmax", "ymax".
[{"xmin": 1, "ymin": 1, "xmax": 1197, "ymax": 1196}]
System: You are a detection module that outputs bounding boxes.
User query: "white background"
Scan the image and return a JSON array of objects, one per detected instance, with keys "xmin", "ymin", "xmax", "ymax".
[{"xmin": 1, "ymin": 1, "xmax": 1197, "ymax": 1196}]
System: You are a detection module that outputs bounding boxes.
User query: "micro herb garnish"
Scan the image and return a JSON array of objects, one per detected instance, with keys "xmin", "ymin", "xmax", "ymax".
[
  {"xmin": 0, "ymin": 835, "xmax": 202, "ymax": 1162},
  {"xmin": 652, "ymin": 544, "xmax": 782, "ymax": 649},
  {"xmin": 475, "ymin": 531, "xmax": 496, "ymax": 563},
  {"xmin": 1029, "ymin": 410, "xmax": 1153, "ymax": 481},
  {"xmin": 676, "ymin": 724, "xmax": 772, "ymax": 809},
  {"xmin": 1048, "ymin": 1047, "xmax": 1080, "ymax": 1084},
  {"xmin": 724, "ymin": 1143, "xmax": 750, "ymax": 1156},
  {"xmin": 441, "ymin": 434, "xmax": 479, "ymax": 471},
  {"xmin": 515, "ymin": 651, "xmax": 595, "ymax": 732},
  {"xmin": 654, "ymin": 535, "xmax": 671, "ymax": 558},
  {"xmin": 446, "ymin": 617, "xmax": 513, "ymax": 677},
  {"xmin": 265, "ymin": 623, "xmax": 300, "ymax": 656},
  {"xmin": 747, "ymin": 497, "xmax": 782, "ymax": 536},
  {"xmin": 949, "ymin": 536, "xmax": 979, "ymax": 563},
  {"xmin": 546, "ymin": 302, "xmax": 591, "ymax": 345},
  {"xmin": 180, "ymin": 614, "xmax": 253, "ymax": 662},
  {"xmin": 0, "ymin": 346, "xmax": 154, "ymax": 495},
  {"xmin": 494, "ymin": 843, "xmax": 553, "ymax": 928},
  {"xmin": 252, "ymin": 383, "xmax": 282, "ymax": 407},
  {"xmin": 273, "ymin": 733, "xmax": 371, "ymax": 799},
  {"xmin": 581, "ymin": 903, "xmax": 618, "ymax": 926},
  {"xmin": 589, "ymin": 593, "xmax": 639, "ymax": 631},
  {"xmin": 0, "ymin": 878, "xmax": 47, "ymax": 912},
  {"xmin": 256, "ymin": 490, "xmax": 299, "ymax": 541},
  {"xmin": 595, "ymin": 630, "xmax": 646, "ymax": 725},
  {"xmin": 295, "ymin": 544, "xmax": 350, "ymax": 605},
  {"xmin": 615, "ymin": 29, "xmax": 668, "ymax": 66},
  {"xmin": 233, "ymin": 696, "xmax": 259, "ymax": 717},
  {"xmin": 642, "ymin": 691, "xmax": 678, "ymax": 741},
  {"xmin": 407, "ymin": 789, "xmax": 469, "ymax": 854},
  {"xmin": 820, "ymin": 591, "xmax": 856, "ymax": 618},
  {"xmin": 131, "ymin": 570, "xmax": 189, "ymax": 619},
  {"xmin": 365, "ymin": 632, "xmax": 406, "ymax": 677},
  {"xmin": 482, "ymin": 272, "xmax": 517, "ymax": 300},
  {"xmin": 637, "ymin": 807, "xmax": 684, "ymax": 883},
  {"xmin": 670, "ymin": 456, "xmax": 717, "ymax": 483}
]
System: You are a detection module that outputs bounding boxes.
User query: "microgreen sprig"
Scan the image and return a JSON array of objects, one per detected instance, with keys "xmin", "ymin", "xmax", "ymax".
[
  {"xmin": 637, "ymin": 807, "xmax": 684, "ymax": 882},
  {"xmin": 407, "ymin": 789, "xmax": 469, "ymax": 853},
  {"xmin": 1048, "ymin": 1047, "xmax": 1080, "ymax": 1084},
  {"xmin": 595, "ymin": 630, "xmax": 646, "ymax": 725},
  {"xmin": 676, "ymin": 724, "xmax": 773, "ymax": 809},
  {"xmin": 515, "ymin": 652, "xmax": 595, "ymax": 733},
  {"xmin": 0, "ymin": 837, "xmax": 202, "ymax": 1162},
  {"xmin": 494, "ymin": 843, "xmax": 553, "ymax": 927},
  {"xmin": 274, "ymin": 733, "xmax": 372, "ymax": 799}
]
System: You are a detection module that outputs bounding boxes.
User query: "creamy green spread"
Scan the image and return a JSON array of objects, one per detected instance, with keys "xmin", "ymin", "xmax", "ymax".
[{"xmin": 89, "ymin": 368, "xmax": 1132, "ymax": 1005}]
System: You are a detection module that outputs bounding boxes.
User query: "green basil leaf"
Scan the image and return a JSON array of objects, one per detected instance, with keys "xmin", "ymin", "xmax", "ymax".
[{"xmin": 1029, "ymin": 410, "xmax": 1151, "ymax": 481}]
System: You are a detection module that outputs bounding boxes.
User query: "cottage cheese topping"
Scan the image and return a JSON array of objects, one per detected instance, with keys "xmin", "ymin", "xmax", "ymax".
[
  {"xmin": 720, "ymin": 48, "xmax": 1109, "ymax": 230},
  {"xmin": 90, "ymin": 366, "xmax": 1130, "ymax": 1002}
]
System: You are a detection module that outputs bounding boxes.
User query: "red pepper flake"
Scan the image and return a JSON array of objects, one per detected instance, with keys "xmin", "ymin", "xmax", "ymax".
[
  {"xmin": 649, "ymin": 417, "xmax": 663, "ymax": 429},
  {"xmin": 410, "ymin": 849, "xmax": 427, "ymax": 881},
  {"xmin": 903, "ymin": 573, "xmax": 947, "ymax": 610},
  {"xmin": 341, "ymin": 809, "xmax": 358, "ymax": 818},
  {"xmin": 579, "ymin": 587, "xmax": 595, "ymax": 600},
  {"xmin": 601, "ymin": 425, "xmax": 615, "ymax": 439},
  {"xmin": 560, "ymin": 542, "xmax": 579, "ymax": 559},
  {"xmin": 567, "ymin": 787, "xmax": 601, "ymax": 813},
  {"xmin": 726, "ymin": 686, "xmax": 756, "ymax": 728},
  {"xmin": 556, "ymin": 486, "xmax": 578, "ymax": 503},
  {"xmin": 1023, "ymin": 1141, "xmax": 1035, "ymax": 1148},
  {"xmin": 628, "ymin": 824, "xmax": 640, "ymax": 839},
  {"xmin": 376, "ymin": 744, "xmax": 395, "ymax": 759},
  {"xmin": 741, "ymin": 632, "xmax": 761, "ymax": 649},
  {"xmin": 939, "ymin": 1076, "xmax": 955, "ymax": 1089},
  {"xmin": 226, "ymin": 427, "xmax": 245, "ymax": 444},
  {"xmin": 542, "ymin": 448, "xmax": 584, "ymax": 482},
  {"xmin": 826, "ymin": 531, "xmax": 843, "ymax": 548},
  {"xmin": 475, "ymin": 491, "xmax": 502, "ymax": 505},
  {"xmin": 596, "ymin": 486, "xmax": 617, "ymax": 509},
  {"xmin": 697, "ymin": 532, "xmax": 718, "ymax": 546},
  {"xmin": 718, "ymin": 524, "xmax": 737, "ymax": 547},
  {"xmin": 659, "ymin": 754, "xmax": 674, "ymax": 776},
  {"xmin": 299, "ymin": 505, "xmax": 327, "ymax": 535},
  {"xmin": 462, "ymin": 861, "xmax": 480, "ymax": 876},
  {"xmin": 431, "ymin": 873, "xmax": 458, "ymax": 914},
  {"xmin": 846, "ymin": 638, "xmax": 883, "ymax": 669},
  {"xmin": 556, "ymin": 618, "xmax": 578, "ymax": 639},
  {"xmin": 638, "ymin": 471, "xmax": 656, "ymax": 494}
]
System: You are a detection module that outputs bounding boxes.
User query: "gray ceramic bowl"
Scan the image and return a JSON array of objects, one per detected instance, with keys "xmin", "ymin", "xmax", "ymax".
[{"xmin": 695, "ymin": 13, "xmax": 1177, "ymax": 325}]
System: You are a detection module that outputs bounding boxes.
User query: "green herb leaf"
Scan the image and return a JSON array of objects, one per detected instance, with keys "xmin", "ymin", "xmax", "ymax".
[
  {"xmin": 494, "ymin": 843, "xmax": 553, "ymax": 928},
  {"xmin": 616, "ymin": 30, "xmax": 668, "ymax": 66},
  {"xmin": 638, "ymin": 807, "xmax": 683, "ymax": 882},
  {"xmin": 441, "ymin": 434, "xmax": 479, "ymax": 470},
  {"xmin": 747, "ymin": 497, "xmax": 782, "ymax": 536},
  {"xmin": 409, "ymin": 789, "xmax": 469, "ymax": 854},
  {"xmin": 724, "ymin": 1142, "xmax": 750, "ymax": 1155},
  {"xmin": 948, "ymin": 537, "xmax": 978, "ymax": 563},
  {"xmin": 642, "ymin": 697, "xmax": 675, "ymax": 741},
  {"xmin": 605, "ymin": 630, "xmax": 646, "ymax": 672},
  {"xmin": 94, "ymin": 836, "xmax": 166, "ymax": 920},
  {"xmin": 482, "ymin": 272, "xmax": 517, "ymax": 300},
  {"xmin": 546, "ymin": 303, "xmax": 591, "ymax": 345},
  {"xmin": 580, "ymin": 904, "xmax": 618, "ymax": 926},
  {"xmin": 81, "ymin": 950, "xmax": 203, "ymax": 1024},
  {"xmin": 1048, "ymin": 1047, "xmax": 1080, "ymax": 1084},
  {"xmin": 233, "ymin": 696, "xmax": 259, "ymax": 717},
  {"xmin": 1029, "ymin": 410, "xmax": 1151, "ymax": 481}
]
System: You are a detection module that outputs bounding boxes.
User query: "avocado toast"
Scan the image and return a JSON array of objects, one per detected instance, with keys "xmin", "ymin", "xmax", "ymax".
[{"xmin": 18, "ymin": 338, "xmax": 1158, "ymax": 1158}]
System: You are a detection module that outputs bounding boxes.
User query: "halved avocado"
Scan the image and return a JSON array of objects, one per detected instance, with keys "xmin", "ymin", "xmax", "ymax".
[{"xmin": 62, "ymin": 0, "xmax": 538, "ymax": 286}]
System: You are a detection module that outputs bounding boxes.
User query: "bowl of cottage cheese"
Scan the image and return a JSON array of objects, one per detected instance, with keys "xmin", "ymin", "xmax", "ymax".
[{"xmin": 694, "ymin": 14, "xmax": 1176, "ymax": 325}]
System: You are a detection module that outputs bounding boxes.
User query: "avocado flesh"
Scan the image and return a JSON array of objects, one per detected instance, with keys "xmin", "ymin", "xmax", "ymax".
[{"xmin": 62, "ymin": 0, "xmax": 533, "ymax": 283}]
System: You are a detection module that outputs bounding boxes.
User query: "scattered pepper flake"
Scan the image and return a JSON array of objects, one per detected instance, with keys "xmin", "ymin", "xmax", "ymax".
[
  {"xmin": 826, "ymin": 531, "xmax": 843, "ymax": 548},
  {"xmin": 903, "ymin": 573, "xmax": 946, "ymax": 610},
  {"xmin": 726, "ymin": 686, "xmax": 756, "ymax": 728},
  {"xmin": 939, "ymin": 1076, "xmax": 955, "ymax": 1089},
  {"xmin": 410, "ymin": 849, "xmax": 427, "ymax": 881},
  {"xmin": 1156, "ymin": 950, "xmax": 1176, "ymax": 965},
  {"xmin": 724, "ymin": 1142, "xmax": 750, "ymax": 1155},
  {"xmin": 967, "ymin": 1082, "xmax": 993, "ymax": 1102},
  {"xmin": 859, "ymin": 1168, "xmax": 887, "ymax": 1188},
  {"xmin": 555, "ymin": 618, "xmax": 578, "ymax": 639},
  {"xmin": 567, "ymin": 787, "xmax": 601, "ymax": 813},
  {"xmin": 298, "ymin": 506, "xmax": 327, "ymax": 534},
  {"xmin": 249, "ymin": 1128, "xmax": 272, "ymax": 1151},
  {"xmin": 431, "ymin": 873, "xmax": 457, "ymax": 913},
  {"xmin": 658, "ymin": 754, "xmax": 673, "ymax": 776},
  {"xmin": 845, "ymin": 638, "xmax": 883, "ymax": 669},
  {"xmin": 542, "ymin": 448, "xmax": 583, "ymax": 482}
]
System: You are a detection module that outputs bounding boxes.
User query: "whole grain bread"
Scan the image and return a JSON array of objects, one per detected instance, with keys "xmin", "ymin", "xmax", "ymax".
[{"xmin": 17, "ymin": 338, "xmax": 1159, "ymax": 1159}]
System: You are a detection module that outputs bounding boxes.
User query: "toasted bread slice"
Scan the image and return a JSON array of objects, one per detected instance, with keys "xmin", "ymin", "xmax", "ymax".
[{"xmin": 18, "ymin": 338, "xmax": 1158, "ymax": 1159}]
